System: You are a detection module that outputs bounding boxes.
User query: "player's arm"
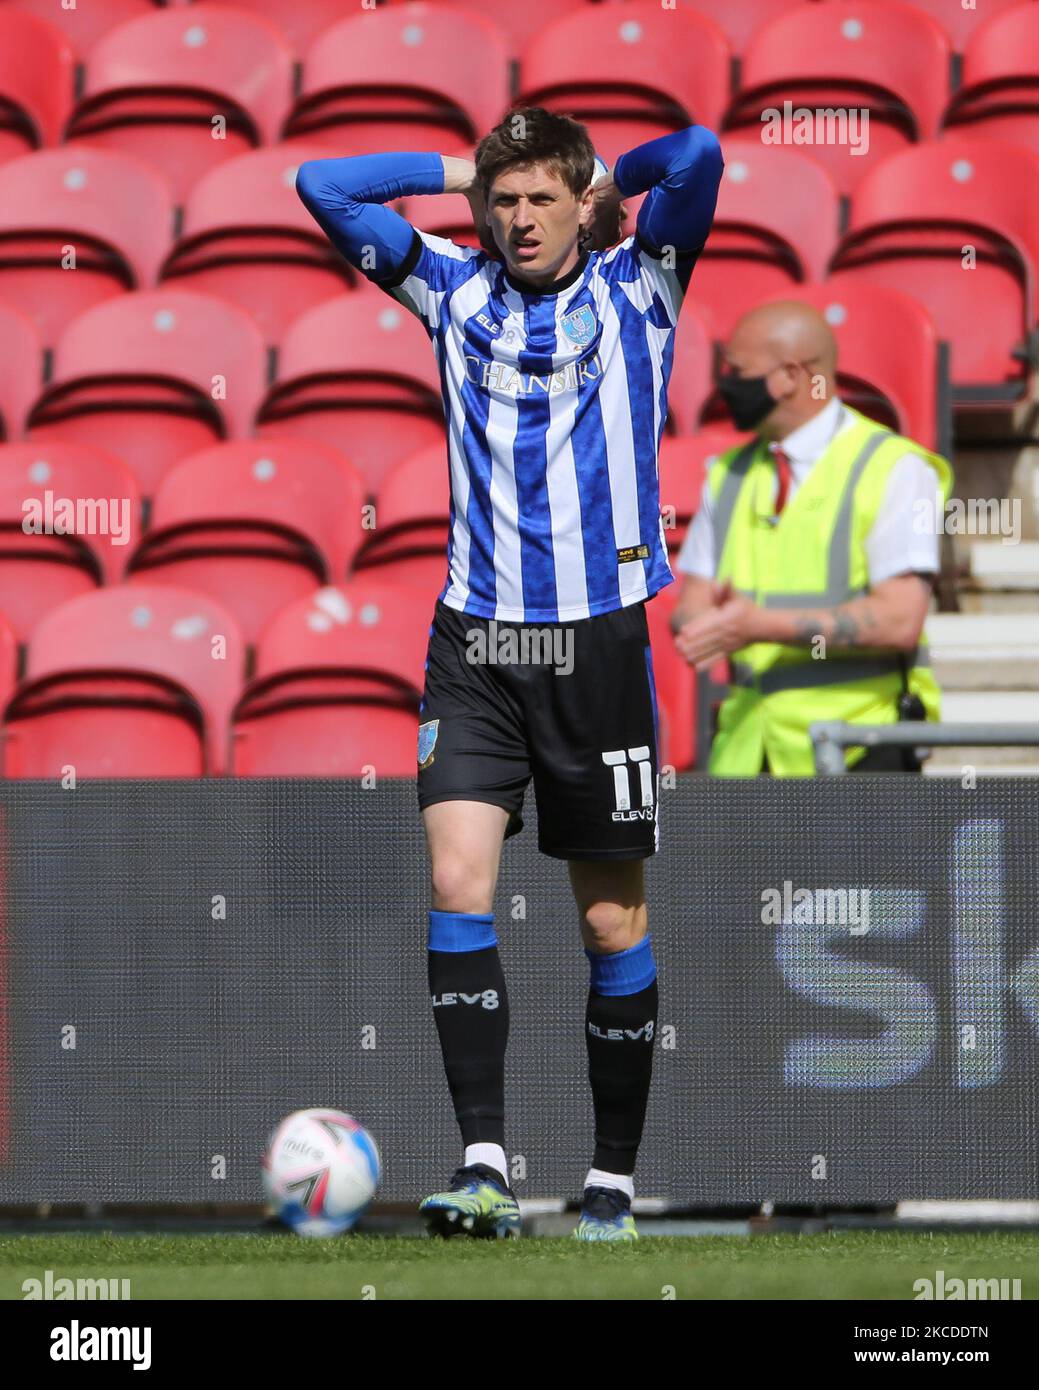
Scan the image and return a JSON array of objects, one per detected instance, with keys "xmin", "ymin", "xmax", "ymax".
[
  {"xmin": 611, "ymin": 125, "xmax": 724, "ymax": 268},
  {"xmin": 294, "ymin": 150, "xmax": 448, "ymax": 288}
]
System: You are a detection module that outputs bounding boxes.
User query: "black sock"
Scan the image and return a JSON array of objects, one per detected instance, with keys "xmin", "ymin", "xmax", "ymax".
[
  {"xmin": 428, "ymin": 921, "xmax": 509, "ymax": 1147},
  {"xmin": 585, "ymin": 979, "xmax": 658, "ymax": 1176}
]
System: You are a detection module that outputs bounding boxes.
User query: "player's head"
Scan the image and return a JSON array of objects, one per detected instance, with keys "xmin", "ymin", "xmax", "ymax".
[
  {"xmin": 474, "ymin": 107, "xmax": 597, "ymax": 287},
  {"xmin": 719, "ymin": 301, "xmax": 838, "ymax": 439}
]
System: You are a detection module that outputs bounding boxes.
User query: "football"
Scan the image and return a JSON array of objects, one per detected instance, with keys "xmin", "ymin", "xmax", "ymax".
[{"xmin": 261, "ymin": 1109, "xmax": 381, "ymax": 1237}]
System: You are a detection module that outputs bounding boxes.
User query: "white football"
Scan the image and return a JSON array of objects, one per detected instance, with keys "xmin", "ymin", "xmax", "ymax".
[{"xmin": 262, "ymin": 1108, "xmax": 381, "ymax": 1237}]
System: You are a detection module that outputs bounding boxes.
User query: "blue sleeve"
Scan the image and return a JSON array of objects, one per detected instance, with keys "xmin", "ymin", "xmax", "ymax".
[
  {"xmin": 612, "ymin": 126, "xmax": 724, "ymax": 259},
  {"xmin": 295, "ymin": 151, "xmax": 446, "ymax": 287}
]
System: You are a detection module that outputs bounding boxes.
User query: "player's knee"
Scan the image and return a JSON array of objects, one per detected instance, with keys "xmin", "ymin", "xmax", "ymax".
[
  {"xmin": 430, "ymin": 855, "xmax": 495, "ymax": 915},
  {"xmin": 581, "ymin": 901, "xmax": 644, "ymax": 954}
]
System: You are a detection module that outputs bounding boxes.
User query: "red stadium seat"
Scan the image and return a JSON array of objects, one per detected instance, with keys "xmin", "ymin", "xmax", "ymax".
[
  {"xmin": 0, "ymin": 147, "xmax": 172, "ymax": 346},
  {"xmin": 614, "ymin": 0, "xmax": 809, "ymax": 58},
  {"xmin": 0, "ymin": 609, "xmax": 17, "ymax": 715},
  {"xmin": 285, "ymin": 4, "xmax": 509, "ymax": 156},
  {"xmin": 26, "ymin": 289, "xmax": 268, "ymax": 496},
  {"xmin": 755, "ymin": 278, "xmax": 943, "ymax": 450},
  {"xmin": 518, "ymin": 1, "xmax": 731, "ymax": 165},
  {"xmin": 258, "ymin": 289, "xmax": 444, "ymax": 495},
  {"xmin": 355, "ymin": 443, "xmax": 450, "ymax": 598},
  {"xmin": 666, "ymin": 303, "xmax": 715, "ymax": 437},
  {"xmin": 868, "ymin": 0, "xmax": 1029, "ymax": 52},
  {"xmin": 831, "ymin": 139, "xmax": 1039, "ymax": 402},
  {"xmin": 688, "ymin": 140, "xmax": 840, "ymax": 338},
  {"xmin": 942, "ymin": 3, "xmax": 1039, "ymax": 155},
  {"xmin": 64, "ymin": 6, "xmax": 295, "ymax": 202},
  {"xmin": 3, "ymin": 584, "xmax": 245, "ymax": 776},
  {"xmin": 188, "ymin": 0, "xmax": 350, "ymax": 57},
  {"xmin": 383, "ymin": 0, "xmax": 589, "ymax": 64},
  {"xmin": 657, "ymin": 426, "xmax": 744, "ymax": 556},
  {"xmin": 0, "ymin": 442, "xmax": 141, "ymax": 640},
  {"xmin": 126, "ymin": 440, "xmax": 366, "ymax": 644},
  {"xmin": 160, "ymin": 144, "xmax": 355, "ymax": 346},
  {"xmin": 232, "ymin": 579, "xmax": 429, "ymax": 775},
  {"xmin": 1, "ymin": 0, "xmax": 157, "ymax": 61},
  {"xmin": 645, "ymin": 588, "xmax": 697, "ymax": 772},
  {"xmin": 0, "ymin": 7, "xmax": 75, "ymax": 162},
  {"xmin": 725, "ymin": 0, "xmax": 952, "ymax": 197},
  {"xmin": 0, "ymin": 301, "xmax": 44, "ymax": 440}
]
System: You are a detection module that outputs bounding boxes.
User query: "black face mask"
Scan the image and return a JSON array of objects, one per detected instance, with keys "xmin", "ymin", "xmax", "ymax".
[{"xmin": 717, "ymin": 371, "xmax": 777, "ymax": 431}]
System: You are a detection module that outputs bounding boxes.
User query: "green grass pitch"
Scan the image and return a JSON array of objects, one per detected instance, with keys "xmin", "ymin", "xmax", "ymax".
[{"xmin": 2, "ymin": 1231, "xmax": 1038, "ymax": 1300}]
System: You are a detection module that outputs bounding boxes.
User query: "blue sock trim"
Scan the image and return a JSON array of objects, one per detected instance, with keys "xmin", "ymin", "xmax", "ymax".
[
  {"xmin": 428, "ymin": 910, "xmax": 497, "ymax": 953},
  {"xmin": 585, "ymin": 935, "xmax": 656, "ymax": 996}
]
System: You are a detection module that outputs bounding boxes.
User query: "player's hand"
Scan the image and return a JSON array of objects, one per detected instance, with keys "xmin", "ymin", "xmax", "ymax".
[
  {"xmin": 442, "ymin": 155, "xmax": 499, "ymax": 259},
  {"xmin": 583, "ymin": 171, "xmax": 628, "ymax": 251},
  {"xmin": 463, "ymin": 177, "xmax": 500, "ymax": 259},
  {"xmin": 674, "ymin": 593, "xmax": 760, "ymax": 669}
]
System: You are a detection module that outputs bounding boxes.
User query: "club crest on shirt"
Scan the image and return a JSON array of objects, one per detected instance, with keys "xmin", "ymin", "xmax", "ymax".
[
  {"xmin": 561, "ymin": 304, "xmax": 597, "ymax": 347},
  {"xmin": 417, "ymin": 718, "xmax": 439, "ymax": 769}
]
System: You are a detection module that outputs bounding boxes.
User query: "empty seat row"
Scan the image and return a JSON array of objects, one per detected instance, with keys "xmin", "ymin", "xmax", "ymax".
[
  {"xmin": 5, "ymin": 0, "xmax": 1035, "ymax": 63},
  {"xmin": 0, "ymin": 580, "xmax": 698, "ymax": 775},
  {"xmin": 3, "ymin": 1, "xmax": 1039, "ymax": 198},
  {"xmin": 0, "ymin": 429, "xmax": 736, "ymax": 645},
  {"xmin": 0, "ymin": 285, "xmax": 444, "ymax": 494},
  {"xmin": 0, "ymin": 276, "xmax": 969, "ymax": 513},
  {"xmin": 0, "ymin": 437, "xmax": 449, "ymax": 642},
  {"xmin": 2, "ymin": 132, "xmax": 1035, "ymax": 408}
]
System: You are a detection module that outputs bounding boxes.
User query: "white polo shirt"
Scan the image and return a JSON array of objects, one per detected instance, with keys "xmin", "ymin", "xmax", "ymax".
[{"xmin": 675, "ymin": 396, "xmax": 942, "ymax": 583}]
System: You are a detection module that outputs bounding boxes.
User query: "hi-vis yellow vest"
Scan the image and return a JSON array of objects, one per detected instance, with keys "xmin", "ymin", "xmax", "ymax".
[{"xmin": 707, "ymin": 405, "xmax": 953, "ymax": 776}]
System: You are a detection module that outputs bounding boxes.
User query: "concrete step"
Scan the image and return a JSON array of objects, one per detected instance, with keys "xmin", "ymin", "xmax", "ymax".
[
  {"xmin": 940, "ymin": 691, "xmax": 1038, "ymax": 721},
  {"xmin": 926, "ymin": 762, "xmax": 1039, "ymax": 776},
  {"xmin": 958, "ymin": 591, "xmax": 1039, "ymax": 615},
  {"xmin": 968, "ymin": 540, "xmax": 1039, "ymax": 589},
  {"xmin": 924, "ymin": 690, "xmax": 1039, "ymax": 770},
  {"xmin": 927, "ymin": 612, "xmax": 1039, "ymax": 689}
]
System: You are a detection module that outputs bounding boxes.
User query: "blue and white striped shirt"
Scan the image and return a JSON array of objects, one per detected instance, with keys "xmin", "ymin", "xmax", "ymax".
[{"xmin": 296, "ymin": 127, "xmax": 723, "ymax": 622}]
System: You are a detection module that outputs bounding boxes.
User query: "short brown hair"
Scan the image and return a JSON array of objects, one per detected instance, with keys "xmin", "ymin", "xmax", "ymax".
[{"xmin": 474, "ymin": 107, "xmax": 596, "ymax": 199}]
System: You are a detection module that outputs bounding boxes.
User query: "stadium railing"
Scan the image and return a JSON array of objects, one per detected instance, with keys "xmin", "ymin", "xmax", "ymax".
[{"xmin": 809, "ymin": 720, "xmax": 1039, "ymax": 774}]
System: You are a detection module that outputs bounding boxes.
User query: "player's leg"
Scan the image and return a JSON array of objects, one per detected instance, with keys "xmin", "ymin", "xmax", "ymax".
[
  {"xmin": 526, "ymin": 598, "xmax": 661, "ymax": 1241},
  {"xmin": 569, "ymin": 857, "xmax": 656, "ymax": 1241},
  {"xmin": 424, "ymin": 798, "xmax": 511, "ymax": 1174},
  {"xmin": 416, "ymin": 601, "xmax": 530, "ymax": 1237},
  {"xmin": 419, "ymin": 799, "xmax": 521, "ymax": 1237}
]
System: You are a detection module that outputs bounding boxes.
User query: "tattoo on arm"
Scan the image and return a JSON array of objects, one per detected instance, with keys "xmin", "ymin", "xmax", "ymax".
[
  {"xmin": 792, "ymin": 618, "xmax": 822, "ymax": 646},
  {"xmin": 831, "ymin": 611, "xmax": 859, "ymax": 647},
  {"xmin": 791, "ymin": 602, "xmax": 875, "ymax": 649}
]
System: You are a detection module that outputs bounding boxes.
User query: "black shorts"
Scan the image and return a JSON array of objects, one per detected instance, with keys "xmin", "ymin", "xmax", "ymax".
[{"xmin": 416, "ymin": 599, "xmax": 661, "ymax": 860}]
